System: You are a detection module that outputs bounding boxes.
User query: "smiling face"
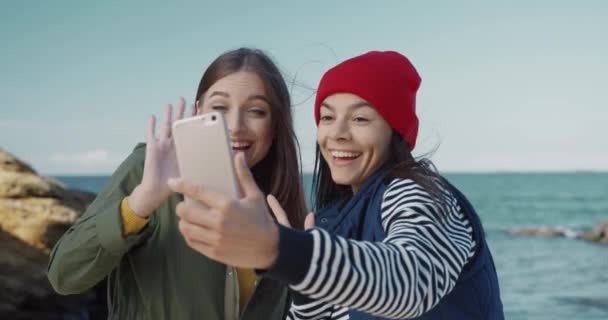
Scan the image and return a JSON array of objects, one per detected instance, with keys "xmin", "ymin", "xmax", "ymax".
[
  {"xmin": 199, "ymin": 71, "xmax": 273, "ymax": 168},
  {"xmin": 317, "ymin": 93, "xmax": 393, "ymax": 192}
]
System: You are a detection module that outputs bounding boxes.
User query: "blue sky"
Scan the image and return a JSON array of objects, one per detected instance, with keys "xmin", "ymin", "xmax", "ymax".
[{"xmin": 1, "ymin": 1, "xmax": 607, "ymax": 174}]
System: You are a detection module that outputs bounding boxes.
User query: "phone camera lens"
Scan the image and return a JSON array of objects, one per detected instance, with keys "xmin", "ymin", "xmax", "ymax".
[{"xmin": 211, "ymin": 115, "xmax": 216, "ymax": 121}]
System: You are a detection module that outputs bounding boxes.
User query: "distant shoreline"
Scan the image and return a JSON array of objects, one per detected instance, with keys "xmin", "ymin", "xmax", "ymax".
[{"xmin": 48, "ymin": 171, "xmax": 608, "ymax": 177}]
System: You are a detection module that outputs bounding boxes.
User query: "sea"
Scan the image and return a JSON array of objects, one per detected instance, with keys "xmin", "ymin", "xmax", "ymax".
[{"xmin": 54, "ymin": 172, "xmax": 608, "ymax": 320}]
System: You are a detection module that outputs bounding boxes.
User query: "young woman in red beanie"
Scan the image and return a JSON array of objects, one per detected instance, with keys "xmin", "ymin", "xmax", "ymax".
[{"xmin": 169, "ymin": 51, "xmax": 505, "ymax": 319}]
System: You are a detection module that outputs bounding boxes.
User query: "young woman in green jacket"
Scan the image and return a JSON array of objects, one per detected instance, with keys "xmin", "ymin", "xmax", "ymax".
[{"xmin": 47, "ymin": 47, "xmax": 307, "ymax": 320}]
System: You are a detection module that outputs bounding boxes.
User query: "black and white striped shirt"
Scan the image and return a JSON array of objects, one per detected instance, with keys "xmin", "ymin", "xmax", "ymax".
[{"xmin": 268, "ymin": 178, "xmax": 476, "ymax": 320}]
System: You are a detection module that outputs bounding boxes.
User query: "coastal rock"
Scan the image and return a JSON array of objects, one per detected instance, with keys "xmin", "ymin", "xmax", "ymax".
[
  {"xmin": 579, "ymin": 221, "xmax": 608, "ymax": 243},
  {"xmin": 0, "ymin": 150, "xmax": 36, "ymax": 174},
  {"xmin": 509, "ymin": 220, "xmax": 608, "ymax": 244},
  {"xmin": 508, "ymin": 226, "xmax": 578, "ymax": 238},
  {"xmin": 0, "ymin": 149, "xmax": 104, "ymax": 319}
]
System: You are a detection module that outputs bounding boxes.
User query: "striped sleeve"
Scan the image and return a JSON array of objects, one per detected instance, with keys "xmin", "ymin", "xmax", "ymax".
[{"xmin": 271, "ymin": 178, "xmax": 476, "ymax": 319}]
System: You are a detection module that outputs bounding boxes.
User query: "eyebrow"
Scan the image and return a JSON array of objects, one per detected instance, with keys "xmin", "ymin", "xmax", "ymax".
[
  {"xmin": 207, "ymin": 91, "xmax": 271, "ymax": 105},
  {"xmin": 320, "ymin": 101, "xmax": 371, "ymax": 111},
  {"xmin": 248, "ymin": 94, "xmax": 271, "ymax": 105},
  {"xmin": 208, "ymin": 91, "xmax": 229, "ymax": 99}
]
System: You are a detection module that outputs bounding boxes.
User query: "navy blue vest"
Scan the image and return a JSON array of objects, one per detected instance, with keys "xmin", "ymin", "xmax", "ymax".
[{"xmin": 315, "ymin": 169, "xmax": 504, "ymax": 319}]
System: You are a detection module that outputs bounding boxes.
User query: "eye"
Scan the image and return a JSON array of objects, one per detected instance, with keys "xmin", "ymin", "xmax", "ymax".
[
  {"xmin": 320, "ymin": 115, "xmax": 334, "ymax": 122},
  {"xmin": 248, "ymin": 108, "xmax": 268, "ymax": 117},
  {"xmin": 353, "ymin": 116, "xmax": 369, "ymax": 123},
  {"xmin": 211, "ymin": 105, "xmax": 228, "ymax": 112}
]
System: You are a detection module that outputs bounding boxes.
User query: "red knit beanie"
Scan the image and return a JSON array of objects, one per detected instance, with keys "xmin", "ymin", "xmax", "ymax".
[{"xmin": 314, "ymin": 51, "xmax": 421, "ymax": 150}]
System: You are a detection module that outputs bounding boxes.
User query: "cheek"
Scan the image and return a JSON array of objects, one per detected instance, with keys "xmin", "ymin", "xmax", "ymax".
[
  {"xmin": 316, "ymin": 128, "xmax": 331, "ymax": 159},
  {"xmin": 249, "ymin": 119, "xmax": 273, "ymax": 149},
  {"xmin": 199, "ymin": 103, "xmax": 212, "ymax": 114},
  {"xmin": 316, "ymin": 127, "xmax": 328, "ymax": 146},
  {"xmin": 374, "ymin": 143, "xmax": 390, "ymax": 165},
  {"xmin": 354, "ymin": 132, "xmax": 384, "ymax": 159},
  {"xmin": 369, "ymin": 134, "xmax": 392, "ymax": 164}
]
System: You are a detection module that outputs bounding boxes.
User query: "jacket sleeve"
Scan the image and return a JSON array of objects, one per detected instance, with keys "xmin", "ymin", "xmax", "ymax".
[
  {"xmin": 269, "ymin": 179, "xmax": 476, "ymax": 319},
  {"xmin": 47, "ymin": 143, "xmax": 157, "ymax": 294}
]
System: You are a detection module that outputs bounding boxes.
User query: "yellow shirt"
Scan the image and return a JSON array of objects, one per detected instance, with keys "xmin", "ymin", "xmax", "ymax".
[
  {"xmin": 120, "ymin": 197, "xmax": 256, "ymax": 310},
  {"xmin": 236, "ymin": 268, "xmax": 257, "ymax": 310},
  {"xmin": 120, "ymin": 198, "xmax": 149, "ymax": 235}
]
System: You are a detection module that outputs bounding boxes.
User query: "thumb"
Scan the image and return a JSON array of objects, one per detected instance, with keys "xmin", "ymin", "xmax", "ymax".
[
  {"xmin": 234, "ymin": 152, "xmax": 260, "ymax": 198},
  {"xmin": 267, "ymin": 194, "xmax": 291, "ymax": 227},
  {"xmin": 304, "ymin": 212, "xmax": 315, "ymax": 230}
]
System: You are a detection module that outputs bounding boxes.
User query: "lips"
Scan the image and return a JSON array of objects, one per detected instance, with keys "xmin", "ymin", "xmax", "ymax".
[
  {"xmin": 231, "ymin": 141, "xmax": 252, "ymax": 151},
  {"xmin": 330, "ymin": 149, "xmax": 361, "ymax": 160},
  {"xmin": 328, "ymin": 149, "xmax": 362, "ymax": 167}
]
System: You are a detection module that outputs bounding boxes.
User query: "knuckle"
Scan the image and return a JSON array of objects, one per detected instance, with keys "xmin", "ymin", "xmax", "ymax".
[
  {"xmin": 178, "ymin": 220, "xmax": 190, "ymax": 236},
  {"xmin": 175, "ymin": 201, "xmax": 184, "ymax": 212},
  {"xmin": 216, "ymin": 213, "xmax": 229, "ymax": 231},
  {"xmin": 178, "ymin": 204, "xmax": 191, "ymax": 220},
  {"xmin": 221, "ymin": 199, "xmax": 237, "ymax": 212},
  {"xmin": 194, "ymin": 185, "xmax": 206, "ymax": 198}
]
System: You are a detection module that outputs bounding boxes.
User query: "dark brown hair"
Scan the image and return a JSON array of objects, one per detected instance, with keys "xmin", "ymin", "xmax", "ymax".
[
  {"xmin": 312, "ymin": 130, "xmax": 447, "ymax": 214},
  {"xmin": 195, "ymin": 48, "xmax": 306, "ymax": 228}
]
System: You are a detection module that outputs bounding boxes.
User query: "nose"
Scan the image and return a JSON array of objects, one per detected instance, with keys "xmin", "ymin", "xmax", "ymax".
[
  {"xmin": 225, "ymin": 109, "xmax": 245, "ymax": 136},
  {"xmin": 328, "ymin": 117, "xmax": 351, "ymax": 141}
]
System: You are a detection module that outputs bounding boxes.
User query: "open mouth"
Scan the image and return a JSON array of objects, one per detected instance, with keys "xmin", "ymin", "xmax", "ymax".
[
  {"xmin": 330, "ymin": 150, "xmax": 362, "ymax": 161},
  {"xmin": 231, "ymin": 141, "xmax": 252, "ymax": 151}
]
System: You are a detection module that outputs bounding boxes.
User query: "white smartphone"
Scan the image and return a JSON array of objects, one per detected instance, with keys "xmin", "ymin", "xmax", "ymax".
[{"xmin": 172, "ymin": 111, "xmax": 241, "ymax": 208}]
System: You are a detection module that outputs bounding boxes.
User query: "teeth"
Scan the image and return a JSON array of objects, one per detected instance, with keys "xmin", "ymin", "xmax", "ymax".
[
  {"xmin": 232, "ymin": 142, "xmax": 251, "ymax": 148},
  {"xmin": 330, "ymin": 150, "xmax": 361, "ymax": 158}
]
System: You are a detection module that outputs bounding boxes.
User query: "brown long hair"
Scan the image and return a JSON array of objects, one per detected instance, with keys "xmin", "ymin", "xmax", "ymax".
[
  {"xmin": 195, "ymin": 48, "xmax": 306, "ymax": 228},
  {"xmin": 312, "ymin": 130, "xmax": 447, "ymax": 215}
]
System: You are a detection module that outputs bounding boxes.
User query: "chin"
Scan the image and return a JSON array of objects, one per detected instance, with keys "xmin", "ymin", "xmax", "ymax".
[{"xmin": 330, "ymin": 173, "xmax": 354, "ymax": 186}]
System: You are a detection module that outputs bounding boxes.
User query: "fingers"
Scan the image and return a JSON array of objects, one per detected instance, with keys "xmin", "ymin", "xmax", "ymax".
[
  {"xmin": 168, "ymin": 178, "xmax": 230, "ymax": 211},
  {"xmin": 160, "ymin": 104, "xmax": 173, "ymax": 139},
  {"xmin": 176, "ymin": 97, "xmax": 186, "ymax": 121},
  {"xmin": 175, "ymin": 201, "xmax": 218, "ymax": 228},
  {"xmin": 147, "ymin": 115, "xmax": 156, "ymax": 143},
  {"xmin": 149, "ymin": 97, "xmax": 189, "ymax": 142},
  {"xmin": 178, "ymin": 217, "xmax": 215, "ymax": 245},
  {"xmin": 176, "ymin": 202, "xmax": 218, "ymax": 244},
  {"xmin": 267, "ymin": 194, "xmax": 291, "ymax": 227},
  {"xmin": 234, "ymin": 152, "xmax": 260, "ymax": 199},
  {"xmin": 304, "ymin": 212, "xmax": 315, "ymax": 230}
]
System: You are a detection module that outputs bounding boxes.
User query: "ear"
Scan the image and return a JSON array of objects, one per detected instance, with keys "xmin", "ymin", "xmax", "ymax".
[{"xmin": 195, "ymin": 100, "xmax": 201, "ymax": 115}]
